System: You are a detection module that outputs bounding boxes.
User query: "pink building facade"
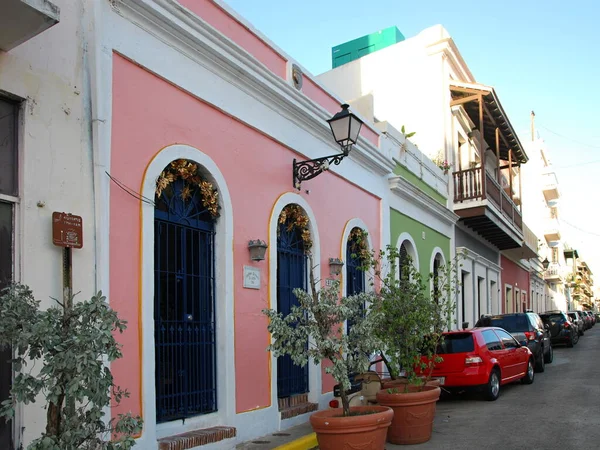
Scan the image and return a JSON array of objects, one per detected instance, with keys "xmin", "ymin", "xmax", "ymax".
[
  {"xmin": 91, "ymin": 0, "xmax": 393, "ymax": 447},
  {"xmin": 501, "ymin": 255, "xmax": 531, "ymax": 314}
]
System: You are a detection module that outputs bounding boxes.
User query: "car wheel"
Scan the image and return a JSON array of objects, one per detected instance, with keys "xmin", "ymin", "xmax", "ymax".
[
  {"xmin": 544, "ymin": 344, "xmax": 553, "ymax": 364},
  {"xmin": 521, "ymin": 358, "xmax": 535, "ymax": 385},
  {"xmin": 573, "ymin": 331, "xmax": 579, "ymax": 345},
  {"xmin": 485, "ymin": 369, "xmax": 501, "ymax": 401},
  {"xmin": 535, "ymin": 348, "xmax": 545, "ymax": 372},
  {"xmin": 567, "ymin": 336, "xmax": 574, "ymax": 348}
]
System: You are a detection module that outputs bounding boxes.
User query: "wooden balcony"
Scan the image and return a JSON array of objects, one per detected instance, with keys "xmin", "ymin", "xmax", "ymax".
[{"xmin": 452, "ymin": 167, "xmax": 523, "ymax": 249}]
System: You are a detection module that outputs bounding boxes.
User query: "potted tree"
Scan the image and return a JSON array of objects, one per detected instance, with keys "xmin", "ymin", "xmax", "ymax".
[
  {"xmin": 365, "ymin": 246, "xmax": 459, "ymax": 445},
  {"xmin": 263, "ymin": 256, "xmax": 392, "ymax": 450}
]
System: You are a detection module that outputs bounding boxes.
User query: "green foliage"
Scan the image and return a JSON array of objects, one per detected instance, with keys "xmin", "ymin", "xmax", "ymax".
[
  {"xmin": 365, "ymin": 246, "xmax": 460, "ymax": 391},
  {"xmin": 263, "ymin": 257, "xmax": 381, "ymax": 417},
  {"xmin": 400, "ymin": 125, "xmax": 416, "ymax": 139},
  {"xmin": 0, "ymin": 284, "xmax": 142, "ymax": 449}
]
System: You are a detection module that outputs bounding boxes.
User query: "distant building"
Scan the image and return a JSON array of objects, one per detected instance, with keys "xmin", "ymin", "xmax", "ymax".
[{"xmin": 319, "ymin": 25, "xmax": 536, "ymax": 325}]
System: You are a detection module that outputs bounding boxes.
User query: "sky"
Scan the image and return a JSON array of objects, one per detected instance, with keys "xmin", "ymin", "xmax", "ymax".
[{"xmin": 224, "ymin": 0, "xmax": 600, "ymax": 275}]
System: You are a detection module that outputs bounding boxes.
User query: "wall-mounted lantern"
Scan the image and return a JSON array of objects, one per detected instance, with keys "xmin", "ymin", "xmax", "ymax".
[
  {"xmin": 329, "ymin": 258, "xmax": 344, "ymax": 276},
  {"xmin": 542, "ymin": 258, "xmax": 550, "ymax": 270},
  {"xmin": 248, "ymin": 240, "xmax": 268, "ymax": 261},
  {"xmin": 293, "ymin": 104, "xmax": 363, "ymax": 190}
]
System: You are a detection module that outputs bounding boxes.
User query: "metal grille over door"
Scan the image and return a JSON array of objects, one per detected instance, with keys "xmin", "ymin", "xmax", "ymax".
[
  {"xmin": 277, "ymin": 220, "xmax": 308, "ymax": 398},
  {"xmin": 154, "ymin": 178, "xmax": 216, "ymax": 423},
  {"xmin": 346, "ymin": 234, "xmax": 365, "ymax": 333}
]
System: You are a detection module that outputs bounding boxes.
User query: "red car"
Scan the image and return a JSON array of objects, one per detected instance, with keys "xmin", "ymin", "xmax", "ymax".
[{"xmin": 427, "ymin": 327, "xmax": 535, "ymax": 401}]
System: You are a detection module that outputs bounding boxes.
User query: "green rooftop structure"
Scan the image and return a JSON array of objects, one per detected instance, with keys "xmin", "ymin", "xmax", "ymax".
[{"xmin": 332, "ymin": 26, "xmax": 405, "ymax": 69}]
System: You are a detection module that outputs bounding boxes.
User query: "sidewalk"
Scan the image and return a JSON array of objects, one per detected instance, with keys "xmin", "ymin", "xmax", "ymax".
[{"xmin": 236, "ymin": 421, "xmax": 317, "ymax": 450}]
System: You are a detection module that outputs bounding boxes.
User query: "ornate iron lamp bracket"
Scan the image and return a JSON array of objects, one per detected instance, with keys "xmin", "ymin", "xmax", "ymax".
[{"xmin": 293, "ymin": 147, "xmax": 349, "ymax": 190}]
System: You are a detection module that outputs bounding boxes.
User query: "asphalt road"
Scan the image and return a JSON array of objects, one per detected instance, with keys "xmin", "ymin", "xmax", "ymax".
[{"xmin": 392, "ymin": 326, "xmax": 600, "ymax": 450}]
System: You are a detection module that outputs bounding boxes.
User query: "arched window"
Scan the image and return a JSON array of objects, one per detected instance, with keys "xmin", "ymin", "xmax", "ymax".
[
  {"xmin": 276, "ymin": 205, "xmax": 310, "ymax": 400},
  {"xmin": 433, "ymin": 253, "xmax": 443, "ymax": 303},
  {"xmin": 153, "ymin": 160, "xmax": 218, "ymax": 423},
  {"xmin": 399, "ymin": 241, "xmax": 410, "ymax": 282}
]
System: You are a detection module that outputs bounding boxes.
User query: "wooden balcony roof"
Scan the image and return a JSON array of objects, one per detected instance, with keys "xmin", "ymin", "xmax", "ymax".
[{"xmin": 450, "ymin": 81, "xmax": 528, "ymax": 164}]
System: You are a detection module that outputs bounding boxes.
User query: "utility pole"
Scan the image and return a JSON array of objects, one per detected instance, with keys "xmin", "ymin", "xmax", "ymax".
[{"xmin": 530, "ymin": 110, "xmax": 535, "ymax": 141}]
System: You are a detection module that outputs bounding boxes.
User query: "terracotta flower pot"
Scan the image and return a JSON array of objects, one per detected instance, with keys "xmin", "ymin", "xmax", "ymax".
[
  {"xmin": 376, "ymin": 385, "xmax": 441, "ymax": 445},
  {"xmin": 381, "ymin": 377, "xmax": 441, "ymax": 389},
  {"xmin": 309, "ymin": 405, "xmax": 393, "ymax": 450}
]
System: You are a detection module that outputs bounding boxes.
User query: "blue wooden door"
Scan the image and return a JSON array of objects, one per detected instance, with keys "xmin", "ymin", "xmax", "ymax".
[
  {"xmin": 346, "ymin": 240, "xmax": 365, "ymax": 333},
  {"xmin": 277, "ymin": 222, "xmax": 308, "ymax": 398},
  {"xmin": 154, "ymin": 179, "xmax": 216, "ymax": 423}
]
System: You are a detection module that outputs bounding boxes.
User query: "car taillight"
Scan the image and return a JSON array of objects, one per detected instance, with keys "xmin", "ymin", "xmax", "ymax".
[
  {"xmin": 465, "ymin": 356, "xmax": 483, "ymax": 365},
  {"xmin": 329, "ymin": 399, "xmax": 339, "ymax": 408},
  {"xmin": 524, "ymin": 331, "xmax": 536, "ymax": 341},
  {"xmin": 564, "ymin": 322, "xmax": 571, "ymax": 329}
]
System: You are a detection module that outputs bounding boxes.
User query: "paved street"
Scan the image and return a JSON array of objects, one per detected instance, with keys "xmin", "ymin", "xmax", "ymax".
[{"xmin": 394, "ymin": 326, "xmax": 600, "ymax": 450}]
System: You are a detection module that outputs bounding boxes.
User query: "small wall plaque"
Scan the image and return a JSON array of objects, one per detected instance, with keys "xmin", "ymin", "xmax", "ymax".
[
  {"xmin": 325, "ymin": 278, "xmax": 336, "ymax": 287},
  {"xmin": 243, "ymin": 266, "xmax": 261, "ymax": 290},
  {"xmin": 52, "ymin": 212, "xmax": 83, "ymax": 248}
]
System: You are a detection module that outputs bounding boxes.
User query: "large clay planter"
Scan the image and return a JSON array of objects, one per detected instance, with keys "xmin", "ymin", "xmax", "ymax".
[
  {"xmin": 381, "ymin": 377, "xmax": 441, "ymax": 389},
  {"xmin": 309, "ymin": 405, "xmax": 393, "ymax": 450},
  {"xmin": 376, "ymin": 385, "xmax": 441, "ymax": 445}
]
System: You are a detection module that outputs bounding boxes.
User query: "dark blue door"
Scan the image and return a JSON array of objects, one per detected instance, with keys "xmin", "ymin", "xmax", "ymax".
[
  {"xmin": 154, "ymin": 178, "xmax": 216, "ymax": 423},
  {"xmin": 346, "ymin": 238, "xmax": 365, "ymax": 334},
  {"xmin": 277, "ymin": 222, "xmax": 308, "ymax": 398}
]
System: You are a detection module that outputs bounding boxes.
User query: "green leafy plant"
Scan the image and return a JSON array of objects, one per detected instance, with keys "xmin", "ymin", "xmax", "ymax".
[
  {"xmin": 400, "ymin": 125, "xmax": 416, "ymax": 139},
  {"xmin": 263, "ymin": 257, "xmax": 380, "ymax": 417},
  {"xmin": 365, "ymin": 246, "xmax": 460, "ymax": 391},
  {"xmin": 0, "ymin": 284, "xmax": 142, "ymax": 449}
]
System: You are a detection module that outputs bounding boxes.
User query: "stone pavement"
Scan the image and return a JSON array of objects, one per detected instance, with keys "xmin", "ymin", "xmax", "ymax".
[{"xmin": 236, "ymin": 421, "xmax": 317, "ymax": 450}]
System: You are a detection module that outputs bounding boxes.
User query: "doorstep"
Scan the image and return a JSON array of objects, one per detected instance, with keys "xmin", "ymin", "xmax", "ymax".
[{"xmin": 158, "ymin": 426, "xmax": 236, "ymax": 450}]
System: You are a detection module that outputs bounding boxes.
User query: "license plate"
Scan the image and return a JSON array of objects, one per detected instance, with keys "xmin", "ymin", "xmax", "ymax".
[{"xmin": 437, "ymin": 377, "xmax": 445, "ymax": 385}]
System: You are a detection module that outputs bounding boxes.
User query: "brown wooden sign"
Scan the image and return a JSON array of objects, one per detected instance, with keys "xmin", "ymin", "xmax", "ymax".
[{"xmin": 52, "ymin": 212, "xmax": 83, "ymax": 249}]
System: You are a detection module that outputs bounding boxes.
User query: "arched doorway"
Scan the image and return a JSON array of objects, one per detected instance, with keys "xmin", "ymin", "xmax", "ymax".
[
  {"xmin": 276, "ymin": 205, "xmax": 309, "ymax": 400},
  {"xmin": 153, "ymin": 160, "xmax": 218, "ymax": 423}
]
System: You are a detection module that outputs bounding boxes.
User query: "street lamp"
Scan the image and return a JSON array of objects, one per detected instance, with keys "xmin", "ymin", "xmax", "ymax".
[
  {"xmin": 293, "ymin": 104, "xmax": 363, "ymax": 190},
  {"xmin": 542, "ymin": 258, "xmax": 550, "ymax": 270}
]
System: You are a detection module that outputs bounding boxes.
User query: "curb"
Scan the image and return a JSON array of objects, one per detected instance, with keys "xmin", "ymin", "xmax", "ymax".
[{"xmin": 273, "ymin": 432, "xmax": 318, "ymax": 450}]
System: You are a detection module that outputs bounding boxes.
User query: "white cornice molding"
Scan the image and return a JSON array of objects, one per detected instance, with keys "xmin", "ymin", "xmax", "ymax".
[
  {"xmin": 427, "ymin": 37, "xmax": 475, "ymax": 83},
  {"xmin": 112, "ymin": 0, "xmax": 394, "ymax": 176},
  {"xmin": 456, "ymin": 246, "xmax": 502, "ymax": 272},
  {"xmin": 389, "ymin": 175, "xmax": 458, "ymax": 227}
]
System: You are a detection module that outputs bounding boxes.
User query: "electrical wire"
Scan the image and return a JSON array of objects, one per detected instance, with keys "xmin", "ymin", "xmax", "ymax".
[
  {"xmin": 560, "ymin": 218, "xmax": 600, "ymax": 238},
  {"xmin": 105, "ymin": 172, "xmax": 155, "ymax": 206},
  {"xmin": 538, "ymin": 124, "xmax": 600, "ymax": 149}
]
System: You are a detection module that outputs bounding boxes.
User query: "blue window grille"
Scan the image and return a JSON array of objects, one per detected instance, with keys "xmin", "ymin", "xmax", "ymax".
[
  {"xmin": 346, "ymin": 233, "xmax": 366, "ymax": 334},
  {"xmin": 154, "ymin": 177, "xmax": 216, "ymax": 423},
  {"xmin": 276, "ymin": 220, "xmax": 309, "ymax": 399}
]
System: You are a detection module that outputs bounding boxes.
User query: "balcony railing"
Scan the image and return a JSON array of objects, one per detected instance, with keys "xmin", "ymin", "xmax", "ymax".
[
  {"xmin": 544, "ymin": 263, "xmax": 563, "ymax": 281},
  {"xmin": 453, "ymin": 167, "xmax": 522, "ymax": 230}
]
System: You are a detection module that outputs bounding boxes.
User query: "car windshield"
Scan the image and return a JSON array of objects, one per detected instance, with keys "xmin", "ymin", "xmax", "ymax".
[
  {"xmin": 437, "ymin": 333, "xmax": 474, "ymax": 354},
  {"xmin": 540, "ymin": 313, "xmax": 563, "ymax": 324},
  {"xmin": 568, "ymin": 313, "xmax": 578, "ymax": 321},
  {"xmin": 485, "ymin": 315, "xmax": 530, "ymax": 332}
]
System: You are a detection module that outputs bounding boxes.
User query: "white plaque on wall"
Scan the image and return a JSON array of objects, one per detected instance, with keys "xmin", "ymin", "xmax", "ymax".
[{"xmin": 243, "ymin": 266, "xmax": 261, "ymax": 289}]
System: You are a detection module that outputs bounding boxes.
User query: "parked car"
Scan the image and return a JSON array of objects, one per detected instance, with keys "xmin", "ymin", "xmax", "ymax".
[
  {"xmin": 568, "ymin": 311, "xmax": 585, "ymax": 336},
  {"xmin": 475, "ymin": 312, "xmax": 552, "ymax": 372},
  {"xmin": 540, "ymin": 311, "xmax": 578, "ymax": 348},
  {"xmin": 583, "ymin": 311, "xmax": 596, "ymax": 327},
  {"xmin": 580, "ymin": 311, "xmax": 592, "ymax": 330},
  {"xmin": 427, "ymin": 327, "xmax": 534, "ymax": 401}
]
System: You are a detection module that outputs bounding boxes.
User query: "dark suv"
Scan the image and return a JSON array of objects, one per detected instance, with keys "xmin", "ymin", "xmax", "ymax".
[
  {"xmin": 540, "ymin": 311, "xmax": 578, "ymax": 348},
  {"xmin": 475, "ymin": 312, "xmax": 552, "ymax": 372}
]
